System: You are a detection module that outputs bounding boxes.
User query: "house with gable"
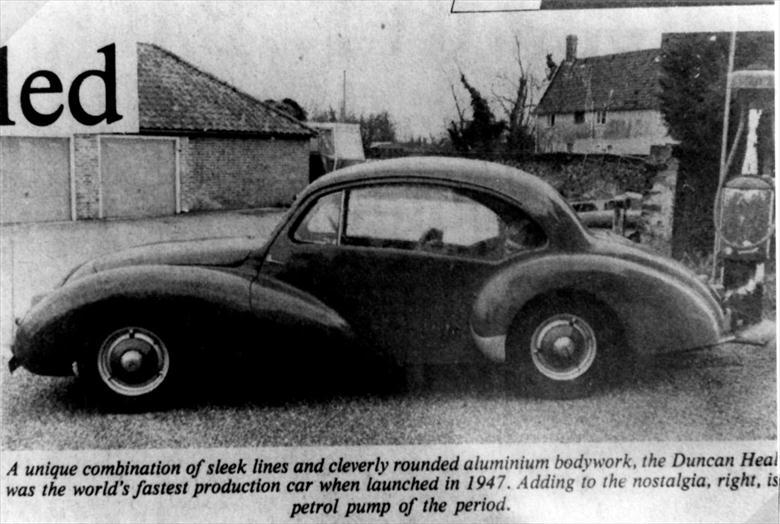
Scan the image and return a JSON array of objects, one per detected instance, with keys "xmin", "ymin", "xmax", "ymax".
[
  {"xmin": 134, "ymin": 43, "xmax": 314, "ymax": 214},
  {"xmin": 535, "ymin": 35, "xmax": 674, "ymax": 156}
]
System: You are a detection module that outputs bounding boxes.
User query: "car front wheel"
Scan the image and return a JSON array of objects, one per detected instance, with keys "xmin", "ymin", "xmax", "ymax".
[{"xmin": 78, "ymin": 317, "xmax": 177, "ymax": 410}]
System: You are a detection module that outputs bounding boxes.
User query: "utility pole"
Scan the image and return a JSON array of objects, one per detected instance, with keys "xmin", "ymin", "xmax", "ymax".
[{"xmin": 340, "ymin": 70, "xmax": 347, "ymax": 121}]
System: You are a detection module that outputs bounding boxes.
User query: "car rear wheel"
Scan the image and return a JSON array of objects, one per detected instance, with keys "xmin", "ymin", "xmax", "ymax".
[
  {"xmin": 508, "ymin": 298, "xmax": 618, "ymax": 399},
  {"xmin": 78, "ymin": 315, "xmax": 178, "ymax": 410}
]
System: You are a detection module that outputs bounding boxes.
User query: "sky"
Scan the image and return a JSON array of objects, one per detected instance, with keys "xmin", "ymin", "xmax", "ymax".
[{"xmin": 1, "ymin": 0, "xmax": 776, "ymax": 139}]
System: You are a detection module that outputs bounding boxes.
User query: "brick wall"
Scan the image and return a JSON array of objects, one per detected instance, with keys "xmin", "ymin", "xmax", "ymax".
[
  {"xmin": 73, "ymin": 134, "xmax": 100, "ymax": 219},
  {"xmin": 183, "ymin": 137, "xmax": 309, "ymax": 212}
]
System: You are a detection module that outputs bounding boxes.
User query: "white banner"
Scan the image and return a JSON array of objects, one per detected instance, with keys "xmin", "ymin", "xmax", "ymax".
[
  {"xmin": 2, "ymin": 441, "xmax": 778, "ymax": 523},
  {"xmin": 1, "ymin": 2, "xmax": 138, "ymax": 137}
]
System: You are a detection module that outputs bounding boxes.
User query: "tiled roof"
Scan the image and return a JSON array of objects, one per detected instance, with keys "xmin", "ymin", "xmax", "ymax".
[
  {"xmin": 137, "ymin": 43, "xmax": 313, "ymax": 137},
  {"xmin": 537, "ymin": 48, "xmax": 662, "ymax": 114}
]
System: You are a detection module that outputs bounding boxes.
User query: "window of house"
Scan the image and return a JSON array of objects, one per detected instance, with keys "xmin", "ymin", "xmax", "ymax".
[
  {"xmin": 597, "ymin": 110, "xmax": 608, "ymax": 124},
  {"xmin": 342, "ymin": 184, "xmax": 545, "ymax": 259},
  {"xmin": 547, "ymin": 114, "xmax": 556, "ymax": 126},
  {"xmin": 293, "ymin": 191, "xmax": 343, "ymax": 244},
  {"xmin": 574, "ymin": 111, "xmax": 585, "ymax": 124}
]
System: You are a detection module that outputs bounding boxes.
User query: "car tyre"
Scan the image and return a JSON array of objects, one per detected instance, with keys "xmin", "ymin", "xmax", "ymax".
[
  {"xmin": 78, "ymin": 313, "xmax": 179, "ymax": 411},
  {"xmin": 508, "ymin": 297, "xmax": 619, "ymax": 399}
]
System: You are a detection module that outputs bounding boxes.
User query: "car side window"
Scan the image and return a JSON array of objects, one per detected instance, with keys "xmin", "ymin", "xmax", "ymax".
[
  {"xmin": 501, "ymin": 212, "xmax": 546, "ymax": 255},
  {"xmin": 292, "ymin": 191, "xmax": 342, "ymax": 244},
  {"xmin": 342, "ymin": 184, "xmax": 545, "ymax": 259}
]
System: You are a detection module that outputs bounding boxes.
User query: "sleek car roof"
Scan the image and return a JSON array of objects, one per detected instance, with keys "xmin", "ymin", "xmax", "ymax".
[
  {"xmin": 300, "ymin": 156, "xmax": 589, "ymax": 249},
  {"xmin": 306, "ymin": 156, "xmax": 560, "ymax": 204}
]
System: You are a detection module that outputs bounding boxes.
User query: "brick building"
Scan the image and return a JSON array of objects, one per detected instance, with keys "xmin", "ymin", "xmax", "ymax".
[
  {"xmin": 536, "ymin": 35, "xmax": 675, "ymax": 156},
  {"xmin": 1, "ymin": 43, "xmax": 314, "ymax": 224}
]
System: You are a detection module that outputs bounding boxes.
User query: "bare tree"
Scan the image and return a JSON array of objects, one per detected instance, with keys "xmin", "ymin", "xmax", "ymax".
[
  {"xmin": 492, "ymin": 36, "xmax": 540, "ymax": 155},
  {"xmin": 448, "ymin": 72, "xmax": 505, "ymax": 154},
  {"xmin": 449, "ymin": 79, "xmax": 467, "ymax": 140}
]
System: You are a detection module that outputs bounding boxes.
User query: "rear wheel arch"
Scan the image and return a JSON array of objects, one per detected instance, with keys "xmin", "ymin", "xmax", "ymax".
[{"xmin": 507, "ymin": 289, "xmax": 628, "ymax": 353}]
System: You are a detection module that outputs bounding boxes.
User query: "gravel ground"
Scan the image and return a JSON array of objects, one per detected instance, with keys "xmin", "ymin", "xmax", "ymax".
[{"xmin": 2, "ymin": 338, "xmax": 775, "ymax": 449}]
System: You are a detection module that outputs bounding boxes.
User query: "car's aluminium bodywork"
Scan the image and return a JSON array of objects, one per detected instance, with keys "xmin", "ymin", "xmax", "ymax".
[
  {"xmin": 13, "ymin": 263, "xmax": 352, "ymax": 377},
  {"xmin": 10, "ymin": 157, "xmax": 729, "ymax": 403},
  {"xmin": 470, "ymin": 239, "xmax": 724, "ymax": 362}
]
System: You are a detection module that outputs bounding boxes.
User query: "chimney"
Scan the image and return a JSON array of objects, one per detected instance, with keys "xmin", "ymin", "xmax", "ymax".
[{"xmin": 566, "ymin": 35, "xmax": 577, "ymax": 63}]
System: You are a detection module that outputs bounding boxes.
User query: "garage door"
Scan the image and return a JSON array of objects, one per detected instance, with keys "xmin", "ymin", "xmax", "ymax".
[
  {"xmin": 101, "ymin": 137, "xmax": 177, "ymax": 219},
  {"xmin": 0, "ymin": 137, "xmax": 71, "ymax": 224}
]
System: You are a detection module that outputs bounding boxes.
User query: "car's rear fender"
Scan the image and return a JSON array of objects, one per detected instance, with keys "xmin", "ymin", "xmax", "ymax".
[
  {"xmin": 471, "ymin": 254, "xmax": 723, "ymax": 362},
  {"xmin": 12, "ymin": 265, "xmax": 352, "ymax": 376}
]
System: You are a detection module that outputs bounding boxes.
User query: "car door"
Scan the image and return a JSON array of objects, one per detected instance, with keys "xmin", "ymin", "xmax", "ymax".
[{"xmin": 262, "ymin": 180, "xmax": 546, "ymax": 365}]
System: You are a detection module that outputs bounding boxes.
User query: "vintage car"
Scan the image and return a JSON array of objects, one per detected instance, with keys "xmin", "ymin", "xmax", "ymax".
[{"xmin": 10, "ymin": 157, "xmax": 730, "ymax": 408}]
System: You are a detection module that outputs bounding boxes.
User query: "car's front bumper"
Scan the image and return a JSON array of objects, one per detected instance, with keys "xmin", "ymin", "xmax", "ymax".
[
  {"xmin": 718, "ymin": 313, "xmax": 774, "ymax": 347},
  {"xmin": 8, "ymin": 355, "xmax": 21, "ymax": 373}
]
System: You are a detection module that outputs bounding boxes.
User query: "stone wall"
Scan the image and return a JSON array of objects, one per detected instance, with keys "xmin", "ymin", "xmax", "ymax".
[
  {"xmin": 506, "ymin": 152, "xmax": 677, "ymax": 251},
  {"xmin": 507, "ymin": 153, "xmax": 658, "ymax": 200},
  {"xmin": 641, "ymin": 157, "xmax": 678, "ymax": 256}
]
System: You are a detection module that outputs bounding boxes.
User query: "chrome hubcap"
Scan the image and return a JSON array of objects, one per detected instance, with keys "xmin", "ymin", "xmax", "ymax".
[
  {"xmin": 119, "ymin": 350, "xmax": 144, "ymax": 373},
  {"xmin": 531, "ymin": 314, "xmax": 597, "ymax": 381},
  {"xmin": 552, "ymin": 336, "xmax": 575, "ymax": 357},
  {"xmin": 97, "ymin": 327, "xmax": 169, "ymax": 397}
]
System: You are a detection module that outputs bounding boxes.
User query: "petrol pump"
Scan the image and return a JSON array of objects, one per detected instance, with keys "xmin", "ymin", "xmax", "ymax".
[{"xmin": 713, "ymin": 60, "xmax": 774, "ymax": 329}]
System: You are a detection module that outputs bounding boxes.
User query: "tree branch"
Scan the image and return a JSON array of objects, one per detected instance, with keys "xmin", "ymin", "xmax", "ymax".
[{"xmin": 450, "ymin": 82, "xmax": 465, "ymax": 130}]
